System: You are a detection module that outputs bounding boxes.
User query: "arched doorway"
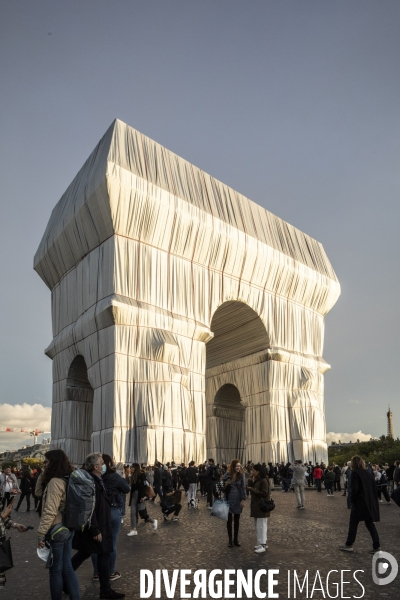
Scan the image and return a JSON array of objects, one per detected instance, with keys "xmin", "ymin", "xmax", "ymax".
[
  {"xmin": 206, "ymin": 301, "xmax": 269, "ymax": 464},
  {"xmin": 212, "ymin": 384, "xmax": 245, "ymax": 464},
  {"xmin": 66, "ymin": 355, "xmax": 94, "ymax": 463}
]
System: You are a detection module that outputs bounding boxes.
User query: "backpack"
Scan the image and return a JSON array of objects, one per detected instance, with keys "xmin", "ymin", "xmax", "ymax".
[
  {"xmin": 211, "ymin": 466, "xmax": 220, "ymax": 481},
  {"xmin": 379, "ymin": 471, "xmax": 388, "ymax": 486},
  {"xmin": 63, "ymin": 469, "xmax": 96, "ymax": 531}
]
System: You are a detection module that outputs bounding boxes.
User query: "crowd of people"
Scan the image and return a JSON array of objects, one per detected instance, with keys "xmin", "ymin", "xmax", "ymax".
[{"xmin": 1, "ymin": 454, "xmax": 400, "ymax": 598}]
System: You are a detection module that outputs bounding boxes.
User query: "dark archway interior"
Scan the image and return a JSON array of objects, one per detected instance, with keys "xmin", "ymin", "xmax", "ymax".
[
  {"xmin": 206, "ymin": 302, "xmax": 269, "ymax": 465},
  {"xmin": 212, "ymin": 383, "xmax": 245, "ymax": 464},
  {"xmin": 206, "ymin": 301, "xmax": 269, "ymax": 369},
  {"xmin": 66, "ymin": 355, "xmax": 94, "ymax": 460}
]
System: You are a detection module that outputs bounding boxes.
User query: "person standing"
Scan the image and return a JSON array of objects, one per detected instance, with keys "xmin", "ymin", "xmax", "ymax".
[
  {"xmin": 205, "ymin": 459, "xmax": 220, "ymax": 509},
  {"xmin": 324, "ymin": 467, "xmax": 335, "ymax": 496},
  {"xmin": 186, "ymin": 461, "xmax": 198, "ymax": 507},
  {"xmin": 223, "ymin": 459, "xmax": 246, "ymax": 547},
  {"xmin": 246, "ymin": 463, "xmax": 270, "ymax": 553},
  {"xmin": 36, "ymin": 450, "xmax": 80, "ymax": 600},
  {"xmin": 153, "ymin": 462, "xmax": 164, "ymax": 502},
  {"xmin": 393, "ymin": 461, "xmax": 400, "ymax": 490},
  {"xmin": 313, "ymin": 463, "xmax": 323, "ymax": 492},
  {"xmin": 127, "ymin": 464, "xmax": 157, "ymax": 537},
  {"xmin": 289, "ymin": 461, "xmax": 307, "ymax": 509},
  {"xmin": 14, "ymin": 468, "xmax": 33, "ymax": 512},
  {"xmin": 91, "ymin": 454, "xmax": 130, "ymax": 582},
  {"xmin": 339, "ymin": 456, "xmax": 381, "ymax": 553},
  {"xmin": 72, "ymin": 452, "xmax": 125, "ymax": 599},
  {"xmin": 333, "ymin": 464, "xmax": 341, "ymax": 492},
  {"xmin": 375, "ymin": 464, "xmax": 391, "ymax": 504},
  {"xmin": 307, "ymin": 462, "xmax": 314, "ymax": 487},
  {"xmin": 33, "ymin": 466, "xmax": 42, "ymax": 510},
  {"xmin": 0, "ymin": 467, "xmax": 19, "ymax": 509}
]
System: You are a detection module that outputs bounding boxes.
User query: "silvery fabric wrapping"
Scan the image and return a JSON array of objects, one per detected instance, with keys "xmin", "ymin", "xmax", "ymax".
[{"xmin": 34, "ymin": 119, "xmax": 340, "ymax": 466}]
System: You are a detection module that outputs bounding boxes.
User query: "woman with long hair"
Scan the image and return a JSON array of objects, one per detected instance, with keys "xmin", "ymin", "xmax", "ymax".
[
  {"xmin": 339, "ymin": 456, "xmax": 381, "ymax": 553},
  {"xmin": 223, "ymin": 459, "xmax": 246, "ymax": 547},
  {"xmin": 246, "ymin": 463, "xmax": 270, "ymax": 553},
  {"xmin": 127, "ymin": 463, "xmax": 157, "ymax": 536},
  {"xmin": 36, "ymin": 449, "xmax": 80, "ymax": 600},
  {"xmin": 91, "ymin": 454, "xmax": 130, "ymax": 581}
]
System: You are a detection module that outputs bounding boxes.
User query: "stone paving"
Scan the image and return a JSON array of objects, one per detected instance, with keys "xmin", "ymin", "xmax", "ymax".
[{"xmin": 5, "ymin": 488, "xmax": 400, "ymax": 599}]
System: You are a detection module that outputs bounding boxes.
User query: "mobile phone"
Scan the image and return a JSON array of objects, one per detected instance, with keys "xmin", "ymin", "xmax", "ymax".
[{"xmin": 26, "ymin": 526, "xmax": 34, "ymax": 530}]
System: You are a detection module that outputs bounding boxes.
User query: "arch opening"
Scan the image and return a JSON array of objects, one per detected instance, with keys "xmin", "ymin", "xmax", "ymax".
[
  {"xmin": 206, "ymin": 302, "xmax": 269, "ymax": 465},
  {"xmin": 66, "ymin": 355, "xmax": 94, "ymax": 462},
  {"xmin": 212, "ymin": 384, "xmax": 245, "ymax": 464},
  {"xmin": 206, "ymin": 301, "xmax": 269, "ymax": 369}
]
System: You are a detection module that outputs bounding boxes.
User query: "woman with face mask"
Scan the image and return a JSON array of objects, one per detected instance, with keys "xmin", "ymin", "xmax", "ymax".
[{"xmin": 91, "ymin": 454, "xmax": 130, "ymax": 582}]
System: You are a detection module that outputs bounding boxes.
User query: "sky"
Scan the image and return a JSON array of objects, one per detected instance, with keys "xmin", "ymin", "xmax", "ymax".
[{"xmin": 1, "ymin": 1, "xmax": 399, "ymax": 451}]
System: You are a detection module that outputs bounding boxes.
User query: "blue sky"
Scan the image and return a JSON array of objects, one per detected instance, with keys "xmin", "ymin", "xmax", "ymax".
[{"xmin": 1, "ymin": 1, "xmax": 399, "ymax": 450}]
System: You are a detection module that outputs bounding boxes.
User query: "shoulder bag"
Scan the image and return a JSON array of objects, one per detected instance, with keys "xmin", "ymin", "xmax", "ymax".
[{"xmin": 0, "ymin": 537, "xmax": 13, "ymax": 572}]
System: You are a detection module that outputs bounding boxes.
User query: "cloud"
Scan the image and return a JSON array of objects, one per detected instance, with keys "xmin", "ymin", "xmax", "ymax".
[
  {"xmin": 349, "ymin": 399, "xmax": 361, "ymax": 405},
  {"xmin": 0, "ymin": 403, "xmax": 51, "ymax": 452},
  {"xmin": 326, "ymin": 431, "xmax": 372, "ymax": 445}
]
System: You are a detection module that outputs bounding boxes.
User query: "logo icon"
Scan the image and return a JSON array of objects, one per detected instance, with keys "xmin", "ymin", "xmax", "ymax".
[{"xmin": 372, "ymin": 551, "xmax": 398, "ymax": 586}]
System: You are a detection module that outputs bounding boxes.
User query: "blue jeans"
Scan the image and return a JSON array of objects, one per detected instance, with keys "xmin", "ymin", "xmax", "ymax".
[
  {"xmin": 49, "ymin": 530, "xmax": 80, "ymax": 600},
  {"xmin": 92, "ymin": 507, "xmax": 122, "ymax": 575}
]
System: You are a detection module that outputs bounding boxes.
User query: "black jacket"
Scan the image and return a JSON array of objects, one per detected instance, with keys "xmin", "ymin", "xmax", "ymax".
[
  {"xmin": 186, "ymin": 467, "xmax": 198, "ymax": 484},
  {"xmin": 129, "ymin": 472, "xmax": 149, "ymax": 505},
  {"xmin": 206, "ymin": 465, "xmax": 219, "ymax": 484},
  {"xmin": 72, "ymin": 472, "xmax": 113, "ymax": 554},
  {"xmin": 20, "ymin": 474, "xmax": 33, "ymax": 494},
  {"xmin": 162, "ymin": 470, "xmax": 172, "ymax": 489},
  {"xmin": 350, "ymin": 469, "xmax": 380, "ymax": 523},
  {"xmin": 103, "ymin": 472, "xmax": 130, "ymax": 509},
  {"xmin": 154, "ymin": 467, "xmax": 163, "ymax": 486}
]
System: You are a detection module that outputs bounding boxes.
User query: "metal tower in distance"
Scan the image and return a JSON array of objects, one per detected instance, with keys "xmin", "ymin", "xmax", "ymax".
[{"xmin": 387, "ymin": 407, "xmax": 394, "ymax": 439}]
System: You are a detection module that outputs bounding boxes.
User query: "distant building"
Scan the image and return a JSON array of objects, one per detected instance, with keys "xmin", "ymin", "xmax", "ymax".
[{"xmin": 0, "ymin": 438, "xmax": 51, "ymax": 466}]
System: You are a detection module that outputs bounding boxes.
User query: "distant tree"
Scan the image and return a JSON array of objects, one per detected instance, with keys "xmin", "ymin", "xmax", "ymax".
[
  {"xmin": 22, "ymin": 457, "xmax": 43, "ymax": 470},
  {"xmin": 328, "ymin": 437, "xmax": 400, "ymax": 466}
]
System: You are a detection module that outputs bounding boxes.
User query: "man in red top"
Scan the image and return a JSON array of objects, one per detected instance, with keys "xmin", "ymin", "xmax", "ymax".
[{"xmin": 313, "ymin": 464, "xmax": 323, "ymax": 492}]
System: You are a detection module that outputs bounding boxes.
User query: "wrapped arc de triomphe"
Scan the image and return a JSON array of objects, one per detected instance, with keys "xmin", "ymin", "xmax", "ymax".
[{"xmin": 34, "ymin": 119, "xmax": 340, "ymax": 466}]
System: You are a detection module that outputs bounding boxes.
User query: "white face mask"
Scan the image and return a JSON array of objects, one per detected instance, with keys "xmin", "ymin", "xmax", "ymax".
[{"xmin": 101, "ymin": 464, "xmax": 106, "ymax": 475}]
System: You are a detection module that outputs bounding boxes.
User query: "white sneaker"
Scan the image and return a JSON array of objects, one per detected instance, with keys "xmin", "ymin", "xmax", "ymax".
[
  {"xmin": 207, "ymin": 506, "xmax": 213, "ymax": 510},
  {"xmin": 255, "ymin": 545, "xmax": 266, "ymax": 553},
  {"xmin": 127, "ymin": 530, "xmax": 138, "ymax": 536},
  {"xmin": 254, "ymin": 544, "xmax": 268, "ymax": 548},
  {"xmin": 152, "ymin": 519, "xmax": 158, "ymax": 531}
]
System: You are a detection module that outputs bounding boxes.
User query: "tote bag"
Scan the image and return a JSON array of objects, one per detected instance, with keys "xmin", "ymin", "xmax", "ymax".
[{"xmin": 210, "ymin": 499, "xmax": 230, "ymax": 521}]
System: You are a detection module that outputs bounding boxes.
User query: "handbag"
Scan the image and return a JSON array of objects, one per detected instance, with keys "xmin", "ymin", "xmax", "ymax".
[
  {"xmin": 210, "ymin": 499, "xmax": 230, "ymax": 521},
  {"xmin": 0, "ymin": 538, "xmax": 14, "ymax": 572},
  {"xmin": 259, "ymin": 498, "xmax": 275, "ymax": 513},
  {"xmin": 143, "ymin": 484, "xmax": 155, "ymax": 499}
]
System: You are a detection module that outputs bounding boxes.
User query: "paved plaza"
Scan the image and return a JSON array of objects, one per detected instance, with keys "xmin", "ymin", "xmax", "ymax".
[{"xmin": 6, "ymin": 488, "xmax": 400, "ymax": 599}]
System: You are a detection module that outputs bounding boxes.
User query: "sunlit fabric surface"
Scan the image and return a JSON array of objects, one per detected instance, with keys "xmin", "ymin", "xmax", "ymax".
[{"xmin": 34, "ymin": 119, "xmax": 340, "ymax": 465}]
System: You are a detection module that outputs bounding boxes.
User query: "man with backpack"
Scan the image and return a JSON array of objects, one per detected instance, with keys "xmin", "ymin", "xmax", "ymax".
[
  {"xmin": 205, "ymin": 458, "xmax": 220, "ymax": 509},
  {"xmin": 71, "ymin": 453, "xmax": 125, "ymax": 599}
]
